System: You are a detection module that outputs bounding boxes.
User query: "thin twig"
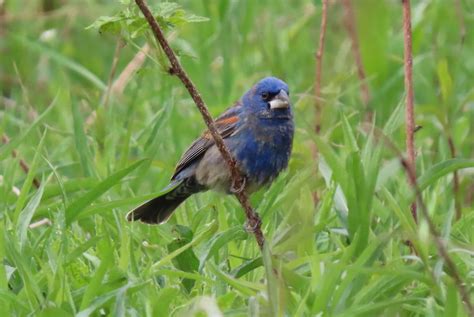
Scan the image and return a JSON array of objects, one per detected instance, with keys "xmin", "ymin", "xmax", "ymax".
[
  {"xmin": 362, "ymin": 124, "xmax": 474, "ymax": 316},
  {"xmin": 85, "ymin": 39, "xmax": 125, "ymax": 128},
  {"xmin": 314, "ymin": 0, "xmax": 328, "ymax": 134},
  {"xmin": 111, "ymin": 43, "xmax": 150, "ymax": 96},
  {"xmin": 447, "ymin": 136, "xmax": 461, "ymax": 220},
  {"xmin": 342, "ymin": 0, "xmax": 370, "ymax": 106},
  {"xmin": 402, "ymin": 0, "xmax": 417, "ymax": 221},
  {"xmin": 102, "ymin": 39, "xmax": 125, "ymax": 108},
  {"xmin": 401, "ymin": 159, "xmax": 474, "ymax": 316},
  {"xmin": 29, "ymin": 218, "xmax": 52, "ymax": 229},
  {"xmin": 134, "ymin": 0, "xmax": 264, "ymax": 249},
  {"xmin": 454, "ymin": 0, "xmax": 466, "ymax": 46},
  {"xmin": 1, "ymin": 134, "xmax": 41, "ymax": 188}
]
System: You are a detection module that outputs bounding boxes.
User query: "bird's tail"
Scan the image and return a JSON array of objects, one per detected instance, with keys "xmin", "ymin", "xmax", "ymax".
[{"xmin": 126, "ymin": 178, "xmax": 203, "ymax": 224}]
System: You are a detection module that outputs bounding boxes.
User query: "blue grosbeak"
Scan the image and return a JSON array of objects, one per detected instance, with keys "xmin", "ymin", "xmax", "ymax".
[{"xmin": 127, "ymin": 77, "xmax": 294, "ymax": 224}]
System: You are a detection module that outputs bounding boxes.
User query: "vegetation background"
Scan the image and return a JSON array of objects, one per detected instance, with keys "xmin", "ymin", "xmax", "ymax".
[{"xmin": 1, "ymin": 0, "xmax": 474, "ymax": 315}]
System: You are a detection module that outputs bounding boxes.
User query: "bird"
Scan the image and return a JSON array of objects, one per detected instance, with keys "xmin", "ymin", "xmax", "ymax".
[{"xmin": 127, "ymin": 76, "xmax": 294, "ymax": 224}]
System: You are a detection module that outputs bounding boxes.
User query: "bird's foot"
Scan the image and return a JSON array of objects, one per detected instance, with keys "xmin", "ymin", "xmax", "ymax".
[
  {"xmin": 245, "ymin": 213, "xmax": 262, "ymax": 233},
  {"xmin": 230, "ymin": 176, "xmax": 246, "ymax": 194}
]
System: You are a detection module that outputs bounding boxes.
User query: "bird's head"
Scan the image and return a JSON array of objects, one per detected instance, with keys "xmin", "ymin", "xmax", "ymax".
[{"xmin": 242, "ymin": 77, "xmax": 292, "ymax": 118}]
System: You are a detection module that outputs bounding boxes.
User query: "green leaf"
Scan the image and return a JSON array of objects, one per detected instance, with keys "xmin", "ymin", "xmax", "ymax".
[
  {"xmin": 79, "ymin": 234, "xmax": 114, "ymax": 311},
  {"xmin": 231, "ymin": 257, "xmax": 263, "ymax": 278},
  {"xmin": 71, "ymin": 98, "xmax": 95, "ymax": 177},
  {"xmin": 199, "ymin": 226, "xmax": 247, "ymax": 271},
  {"xmin": 341, "ymin": 113, "xmax": 359, "ymax": 152},
  {"xmin": 418, "ymin": 159, "xmax": 474, "ymax": 192},
  {"xmin": 207, "ymin": 262, "xmax": 263, "ymax": 296},
  {"xmin": 151, "ymin": 220, "xmax": 218, "ymax": 271},
  {"xmin": 436, "ymin": 59, "xmax": 453, "ymax": 103},
  {"xmin": 77, "ymin": 282, "xmax": 146, "ymax": 317},
  {"xmin": 167, "ymin": 225, "xmax": 199, "ymax": 293},
  {"xmin": 65, "ymin": 159, "xmax": 148, "ymax": 224},
  {"xmin": 313, "ymin": 135, "xmax": 347, "ymax": 191},
  {"xmin": 86, "ymin": 2, "xmax": 208, "ymax": 38},
  {"xmin": 444, "ymin": 282, "xmax": 458, "ymax": 317}
]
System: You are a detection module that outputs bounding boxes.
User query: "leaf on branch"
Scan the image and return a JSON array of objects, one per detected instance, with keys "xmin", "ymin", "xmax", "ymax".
[{"xmin": 86, "ymin": 2, "xmax": 209, "ymax": 38}]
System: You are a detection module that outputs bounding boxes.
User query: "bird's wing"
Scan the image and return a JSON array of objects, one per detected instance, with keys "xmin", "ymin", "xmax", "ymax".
[{"xmin": 171, "ymin": 105, "xmax": 241, "ymax": 180}]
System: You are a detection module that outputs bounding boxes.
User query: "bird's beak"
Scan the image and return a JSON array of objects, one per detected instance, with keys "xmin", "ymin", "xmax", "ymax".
[{"xmin": 269, "ymin": 90, "xmax": 290, "ymax": 109}]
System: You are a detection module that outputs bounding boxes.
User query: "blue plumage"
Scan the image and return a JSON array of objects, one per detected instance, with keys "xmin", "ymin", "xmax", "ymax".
[{"xmin": 127, "ymin": 77, "xmax": 294, "ymax": 224}]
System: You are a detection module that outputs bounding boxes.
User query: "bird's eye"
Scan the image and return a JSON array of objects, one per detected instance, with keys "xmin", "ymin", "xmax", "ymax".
[{"xmin": 262, "ymin": 92, "xmax": 270, "ymax": 100}]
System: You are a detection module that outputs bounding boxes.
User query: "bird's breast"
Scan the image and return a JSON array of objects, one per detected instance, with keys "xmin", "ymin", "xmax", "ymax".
[{"xmin": 232, "ymin": 117, "xmax": 294, "ymax": 187}]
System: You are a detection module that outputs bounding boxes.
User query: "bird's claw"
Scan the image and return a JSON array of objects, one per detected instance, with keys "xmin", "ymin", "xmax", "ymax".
[
  {"xmin": 230, "ymin": 177, "xmax": 246, "ymax": 194},
  {"xmin": 245, "ymin": 213, "xmax": 262, "ymax": 233}
]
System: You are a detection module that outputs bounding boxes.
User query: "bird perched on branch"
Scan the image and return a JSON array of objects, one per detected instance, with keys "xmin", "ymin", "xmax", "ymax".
[{"xmin": 127, "ymin": 77, "xmax": 294, "ymax": 224}]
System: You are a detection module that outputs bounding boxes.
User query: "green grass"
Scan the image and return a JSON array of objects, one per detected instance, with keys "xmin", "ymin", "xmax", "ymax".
[{"xmin": 1, "ymin": 0, "xmax": 474, "ymax": 316}]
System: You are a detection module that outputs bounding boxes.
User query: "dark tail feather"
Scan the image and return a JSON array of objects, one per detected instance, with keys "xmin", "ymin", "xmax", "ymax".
[
  {"xmin": 127, "ymin": 194, "xmax": 189, "ymax": 224},
  {"xmin": 127, "ymin": 178, "xmax": 203, "ymax": 224}
]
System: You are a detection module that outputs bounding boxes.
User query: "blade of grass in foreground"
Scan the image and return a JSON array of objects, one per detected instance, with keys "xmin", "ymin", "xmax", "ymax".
[
  {"xmin": 16, "ymin": 177, "xmax": 47, "ymax": 250},
  {"xmin": 65, "ymin": 159, "xmax": 148, "ymax": 224},
  {"xmin": 13, "ymin": 131, "xmax": 47, "ymax": 223}
]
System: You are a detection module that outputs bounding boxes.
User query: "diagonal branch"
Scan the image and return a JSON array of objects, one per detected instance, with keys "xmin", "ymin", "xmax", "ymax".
[
  {"xmin": 134, "ymin": 0, "xmax": 264, "ymax": 249},
  {"xmin": 363, "ymin": 124, "xmax": 474, "ymax": 316},
  {"xmin": 401, "ymin": 158, "xmax": 474, "ymax": 316}
]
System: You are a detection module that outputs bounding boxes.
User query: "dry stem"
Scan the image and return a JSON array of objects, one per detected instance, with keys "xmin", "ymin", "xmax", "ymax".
[
  {"xmin": 402, "ymin": 0, "xmax": 417, "ymax": 221},
  {"xmin": 111, "ymin": 43, "xmax": 151, "ymax": 96},
  {"xmin": 314, "ymin": 0, "xmax": 328, "ymax": 134},
  {"xmin": 454, "ymin": 0, "xmax": 466, "ymax": 45},
  {"xmin": 342, "ymin": 0, "xmax": 370, "ymax": 106},
  {"xmin": 447, "ymin": 136, "xmax": 461, "ymax": 220}
]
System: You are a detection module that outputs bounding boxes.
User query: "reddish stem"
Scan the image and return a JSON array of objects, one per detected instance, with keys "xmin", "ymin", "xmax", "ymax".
[
  {"xmin": 314, "ymin": 0, "xmax": 328, "ymax": 134},
  {"xmin": 342, "ymin": 0, "xmax": 370, "ymax": 106},
  {"xmin": 402, "ymin": 0, "xmax": 417, "ymax": 221}
]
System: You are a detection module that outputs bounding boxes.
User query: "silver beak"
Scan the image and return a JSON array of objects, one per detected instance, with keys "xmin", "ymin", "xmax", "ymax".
[{"xmin": 269, "ymin": 89, "xmax": 290, "ymax": 109}]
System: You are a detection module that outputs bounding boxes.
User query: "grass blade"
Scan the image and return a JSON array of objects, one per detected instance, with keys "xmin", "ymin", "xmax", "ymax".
[
  {"xmin": 65, "ymin": 159, "xmax": 148, "ymax": 224},
  {"xmin": 13, "ymin": 131, "xmax": 48, "ymax": 222},
  {"xmin": 0, "ymin": 98, "xmax": 56, "ymax": 161}
]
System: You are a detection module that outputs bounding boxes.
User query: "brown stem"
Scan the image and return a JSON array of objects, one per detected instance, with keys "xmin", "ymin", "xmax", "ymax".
[
  {"xmin": 454, "ymin": 0, "xmax": 466, "ymax": 45},
  {"xmin": 111, "ymin": 43, "xmax": 151, "ymax": 96},
  {"xmin": 86, "ymin": 39, "xmax": 125, "ymax": 128},
  {"xmin": 342, "ymin": 0, "xmax": 370, "ymax": 107},
  {"xmin": 447, "ymin": 136, "xmax": 461, "ymax": 220},
  {"xmin": 134, "ymin": 0, "xmax": 265, "ymax": 249},
  {"xmin": 1, "ymin": 134, "xmax": 41, "ymax": 188},
  {"xmin": 314, "ymin": 0, "xmax": 328, "ymax": 134},
  {"xmin": 402, "ymin": 0, "xmax": 417, "ymax": 222},
  {"xmin": 102, "ymin": 39, "xmax": 124, "ymax": 108}
]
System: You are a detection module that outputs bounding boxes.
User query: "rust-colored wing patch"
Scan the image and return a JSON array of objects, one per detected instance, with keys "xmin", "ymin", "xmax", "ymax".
[{"xmin": 171, "ymin": 111, "xmax": 240, "ymax": 180}]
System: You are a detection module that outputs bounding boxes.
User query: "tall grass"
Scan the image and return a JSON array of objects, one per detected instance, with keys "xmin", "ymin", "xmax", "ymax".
[{"xmin": 1, "ymin": 0, "xmax": 473, "ymax": 316}]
